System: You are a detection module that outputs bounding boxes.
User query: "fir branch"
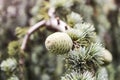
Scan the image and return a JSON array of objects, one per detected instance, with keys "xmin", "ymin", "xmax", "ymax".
[
  {"xmin": 65, "ymin": 42, "xmax": 104, "ymax": 73},
  {"xmin": 96, "ymin": 67, "xmax": 108, "ymax": 80},
  {"xmin": 61, "ymin": 71, "xmax": 95, "ymax": 80}
]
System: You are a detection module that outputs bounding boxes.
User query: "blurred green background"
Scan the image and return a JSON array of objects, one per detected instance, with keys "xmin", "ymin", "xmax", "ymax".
[{"xmin": 0, "ymin": 0, "xmax": 120, "ymax": 80}]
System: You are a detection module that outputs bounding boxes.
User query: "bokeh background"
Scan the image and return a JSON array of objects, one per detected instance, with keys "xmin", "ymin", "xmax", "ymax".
[{"xmin": 0, "ymin": 0, "xmax": 120, "ymax": 80}]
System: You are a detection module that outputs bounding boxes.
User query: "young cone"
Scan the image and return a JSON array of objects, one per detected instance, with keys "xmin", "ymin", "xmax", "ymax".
[
  {"xmin": 45, "ymin": 32, "xmax": 73, "ymax": 55},
  {"xmin": 100, "ymin": 49, "xmax": 113, "ymax": 65}
]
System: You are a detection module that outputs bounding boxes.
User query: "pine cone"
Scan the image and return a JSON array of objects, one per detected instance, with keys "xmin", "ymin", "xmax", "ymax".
[
  {"xmin": 101, "ymin": 49, "xmax": 112, "ymax": 65},
  {"xmin": 45, "ymin": 32, "xmax": 73, "ymax": 55}
]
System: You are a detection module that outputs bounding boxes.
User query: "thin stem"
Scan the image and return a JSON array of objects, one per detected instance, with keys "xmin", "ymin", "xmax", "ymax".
[{"xmin": 21, "ymin": 20, "xmax": 46, "ymax": 50}]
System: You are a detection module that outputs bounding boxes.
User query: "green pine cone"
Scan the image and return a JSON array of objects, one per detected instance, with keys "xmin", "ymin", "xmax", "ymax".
[
  {"xmin": 45, "ymin": 32, "xmax": 73, "ymax": 55},
  {"xmin": 100, "ymin": 49, "xmax": 113, "ymax": 65},
  {"xmin": 66, "ymin": 28, "xmax": 83, "ymax": 40}
]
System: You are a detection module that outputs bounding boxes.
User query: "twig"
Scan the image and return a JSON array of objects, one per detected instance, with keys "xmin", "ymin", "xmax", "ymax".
[
  {"xmin": 21, "ymin": 7, "xmax": 71, "ymax": 50},
  {"xmin": 21, "ymin": 20, "xmax": 46, "ymax": 50}
]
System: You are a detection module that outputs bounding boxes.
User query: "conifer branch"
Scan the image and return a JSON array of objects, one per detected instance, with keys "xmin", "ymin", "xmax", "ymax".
[{"xmin": 21, "ymin": 7, "xmax": 70, "ymax": 50}]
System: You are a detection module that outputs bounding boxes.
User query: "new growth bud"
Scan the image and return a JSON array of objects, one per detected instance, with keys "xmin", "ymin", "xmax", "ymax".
[
  {"xmin": 0, "ymin": 58, "xmax": 17, "ymax": 72},
  {"xmin": 66, "ymin": 29, "xmax": 81, "ymax": 40}
]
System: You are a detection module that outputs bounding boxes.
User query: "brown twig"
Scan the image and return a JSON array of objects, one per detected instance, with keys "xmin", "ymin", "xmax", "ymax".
[
  {"xmin": 21, "ymin": 7, "xmax": 71, "ymax": 50},
  {"xmin": 21, "ymin": 20, "xmax": 46, "ymax": 50}
]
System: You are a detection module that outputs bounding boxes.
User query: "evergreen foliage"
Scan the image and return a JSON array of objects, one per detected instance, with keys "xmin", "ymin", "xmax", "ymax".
[{"xmin": 0, "ymin": 0, "xmax": 119, "ymax": 80}]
